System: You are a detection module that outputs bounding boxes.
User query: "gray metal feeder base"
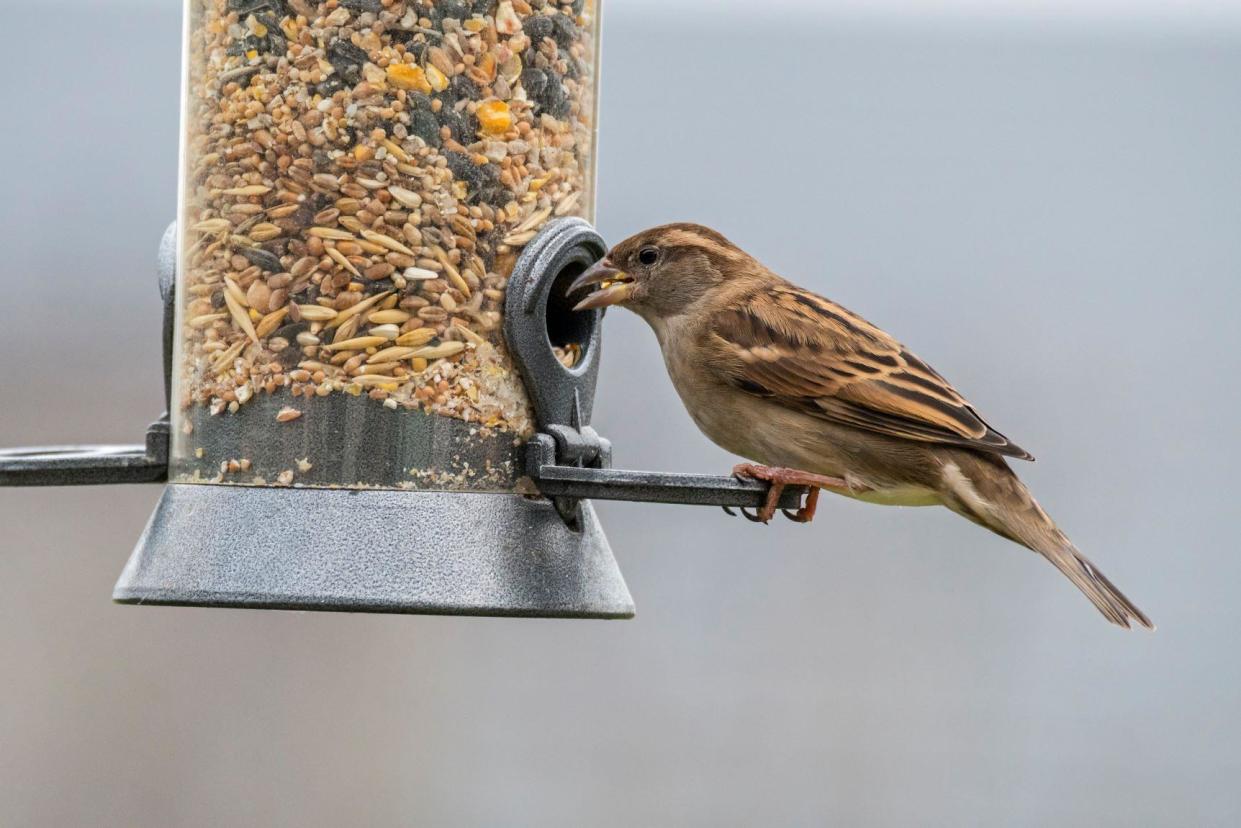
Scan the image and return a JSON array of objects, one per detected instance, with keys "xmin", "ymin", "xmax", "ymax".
[{"xmin": 114, "ymin": 484, "xmax": 634, "ymax": 619}]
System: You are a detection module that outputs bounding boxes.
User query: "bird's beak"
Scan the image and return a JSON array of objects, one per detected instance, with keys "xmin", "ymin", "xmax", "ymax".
[{"xmin": 569, "ymin": 259, "xmax": 635, "ymax": 311}]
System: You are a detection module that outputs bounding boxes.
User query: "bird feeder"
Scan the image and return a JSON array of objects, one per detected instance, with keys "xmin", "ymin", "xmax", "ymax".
[{"xmin": 0, "ymin": 0, "xmax": 806, "ymax": 618}]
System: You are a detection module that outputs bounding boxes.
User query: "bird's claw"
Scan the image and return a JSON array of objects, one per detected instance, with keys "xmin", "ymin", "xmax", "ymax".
[
  {"xmin": 740, "ymin": 506, "xmax": 766, "ymax": 523},
  {"xmin": 723, "ymin": 504, "xmax": 767, "ymax": 523}
]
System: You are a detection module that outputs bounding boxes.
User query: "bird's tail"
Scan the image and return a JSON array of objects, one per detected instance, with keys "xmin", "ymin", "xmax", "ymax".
[
  {"xmin": 1036, "ymin": 534, "xmax": 1154, "ymax": 630},
  {"xmin": 944, "ymin": 453, "xmax": 1154, "ymax": 630}
]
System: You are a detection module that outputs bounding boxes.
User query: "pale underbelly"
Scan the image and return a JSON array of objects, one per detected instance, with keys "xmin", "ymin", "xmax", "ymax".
[
  {"xmin": 681, "ymin": 381, "xmax": 944, "ymax": 509},
  {"xmin": 835, "ymin": 485, "xmax": 943, "ymax": 507}
]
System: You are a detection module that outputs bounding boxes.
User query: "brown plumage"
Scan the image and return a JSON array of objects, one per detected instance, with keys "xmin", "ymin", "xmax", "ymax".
[{"xmin": 570, "ymin": 222, "xmax": 1152, "ymax": 630}]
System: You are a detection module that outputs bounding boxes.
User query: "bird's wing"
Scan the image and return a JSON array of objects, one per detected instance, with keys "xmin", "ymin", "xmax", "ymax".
[{"xmin": 708, "ymin": 285, "xmax": 1033, "ymax": 460}]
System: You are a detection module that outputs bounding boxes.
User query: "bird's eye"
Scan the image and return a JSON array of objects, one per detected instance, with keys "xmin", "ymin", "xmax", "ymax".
[{"xmin": 637, "ymin": 246, "xmax": 660, "ymax": 266}]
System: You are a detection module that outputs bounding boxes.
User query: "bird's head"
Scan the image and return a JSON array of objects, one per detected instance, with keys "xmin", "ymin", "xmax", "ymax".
[{"xmin": 569, "ymin": 223, "xmax": 753, "ymax": 321}]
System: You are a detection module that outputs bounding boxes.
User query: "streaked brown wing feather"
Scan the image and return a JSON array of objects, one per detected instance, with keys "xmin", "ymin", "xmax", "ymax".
[{"xmin": 710, "ymin": 286, "xmax": 1033, "ymax": 460}]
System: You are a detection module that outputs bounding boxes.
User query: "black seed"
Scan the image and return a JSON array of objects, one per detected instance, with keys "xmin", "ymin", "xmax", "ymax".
[
  {"xmin": 315, "ymin": 77, "xmax": 345, "ymax": 96},
  {"xmin": 239, "ymin": 247, "xmax": 283, "ymax": 273},
  {"xmin": 407, "ymin": 41, "xmax": 427, "ymax": 62},
  {"xmin": 437, "ymin": 107, "xmax": 476, "ymax": 143},
  {"xmin": 328, "ymin": 39, "xmax": 369, "ymax": 67},
  {"xmin": 477, "ymin": 185, "xmax": 510, "ymax": 207},
  {"xmin": 275, "ymin": 344, "xmax": 304, "ymax": 368},
  {"xmin": 439, "ymin": 0, "xmax": 469, "ymax": 20},
  {"xmin": 521, "ymin": 66, "xmax": 548, "ymax": 97},
  {"xmin": 450, "ymin": 74, "xmax": 479, "ymax": 102},
  {"xmin": 550, "ymin": 13, "xmax": 577, "ymax": 48},
  {"xmin": 290, "ymin": 204, "xmax": 315, "ymax": 229},
  {"xmin": 273, "ymin": 322, "xmax": 309, "ymax": 342},
  {"xmin": 470, "ymin": 0, "xmax": 498, "ymax": 15},
  {"xmin": 523, "ymin": 15, "xmax": 554, "ymax": 42},
  {"xmin": 229, "ymin": 0, "xmax": 282, "ymax": 13},
  {"xmin": 570, "ymin": 0, "xmax": 585, "ymax": 13},
  {"xmin": 226, "ymin": 34, "xmax": 270, "ymax": 56},
  {"xmin": 311, "ymin": 192, "xmax": 335, "ymax": 212},
  {"xmin": 561, "ymin": 49, "xmax": 580, "ymax": 80},
  {"xmin": 325, "ymin": 39, "xmax": 369, "ymax": 85},
  {"xmin": 407, "ymin": 91, "xmax": 434, "ymax": 111},
  {"xmin": 445, "ymin": 151, "xmax": 480, "ymax": 183},
  {"xmin": 339, "ymin": 0, "xmax": 381, "ymax": 11},
  {"xmin": 264, "ymin": 31, "xmax": 287, "ymax": 56},
  {"xmin": 445, "ymin": 151, "xmax": 498, "ymax": 203},
  {"xmin": 409, "ymin": 110, "xmax": 442, "ymax": 146},
  {"xmin": 534, "ymin": 71, "xmax": 569, "ymax": 117}
]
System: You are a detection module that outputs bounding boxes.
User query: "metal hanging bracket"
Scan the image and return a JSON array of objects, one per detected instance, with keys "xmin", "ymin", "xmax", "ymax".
[
  {"xmin": 0, "ymin": 224, "xmax": 176, "ymax": 487},
  {"xmin": 504, "ymin": 219, "xmax": 805, "ymax": 524}
]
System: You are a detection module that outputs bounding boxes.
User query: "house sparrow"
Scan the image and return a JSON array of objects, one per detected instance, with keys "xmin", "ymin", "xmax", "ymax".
[{"xmin": 570, "ymin": 223, "xmax": 1152, "ymax": 630}]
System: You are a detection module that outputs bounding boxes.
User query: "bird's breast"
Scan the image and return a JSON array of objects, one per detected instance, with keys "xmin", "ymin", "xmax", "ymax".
[{"xmin": 658, "ymin": 333, "xmax": 942, "ymax": 508}]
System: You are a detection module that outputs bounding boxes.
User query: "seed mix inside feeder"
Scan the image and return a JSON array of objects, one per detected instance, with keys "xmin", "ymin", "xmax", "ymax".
[{"xmin": 0, "ymin": 0, "xmax": 806, "ymax": 618}]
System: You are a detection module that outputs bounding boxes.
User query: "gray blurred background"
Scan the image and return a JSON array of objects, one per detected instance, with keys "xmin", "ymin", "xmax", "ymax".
[{"xmin": 2, "ymin": 1, "xmax": 1239, "ymax": 825}]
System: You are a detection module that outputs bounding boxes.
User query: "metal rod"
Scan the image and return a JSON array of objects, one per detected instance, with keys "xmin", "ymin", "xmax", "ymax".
[
  {"xmin": 531, "ymin": 465, "xmax": 807, "ymax": 509},
  {"xmin": 0, "ymin": 445, "xmax": 165, "ymax": 486}
]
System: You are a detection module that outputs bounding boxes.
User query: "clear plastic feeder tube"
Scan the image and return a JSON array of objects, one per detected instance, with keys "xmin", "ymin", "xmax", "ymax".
[{"xmin": 171, "ymin": 0, "xmax": 600, "ymax": 490}]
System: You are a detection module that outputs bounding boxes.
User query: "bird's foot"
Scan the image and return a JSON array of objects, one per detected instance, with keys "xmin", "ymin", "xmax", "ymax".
[{"xmin": 730, "ymin": 464, "xmax": 849, "ymax": 524}]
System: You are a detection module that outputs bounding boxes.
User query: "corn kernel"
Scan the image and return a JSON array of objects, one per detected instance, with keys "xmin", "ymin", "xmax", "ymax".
[
  {"xmin": 387, "ymin": 63, "xmax": 431, "ymax": 93},
  {"xmin": 476, "ymin": 100, "xmax": 512, "ymax": 135}
]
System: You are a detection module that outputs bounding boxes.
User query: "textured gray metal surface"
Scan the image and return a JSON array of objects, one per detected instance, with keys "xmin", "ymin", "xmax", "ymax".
[{"xmin": 114, "ymin": 484, "xmax": 634, "ymax": 618}]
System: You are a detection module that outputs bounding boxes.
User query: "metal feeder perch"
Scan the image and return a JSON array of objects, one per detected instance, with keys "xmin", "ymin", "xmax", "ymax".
[{"xmin": 0, "ymin": 0, "xmax": 807, "ymax": 619}]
